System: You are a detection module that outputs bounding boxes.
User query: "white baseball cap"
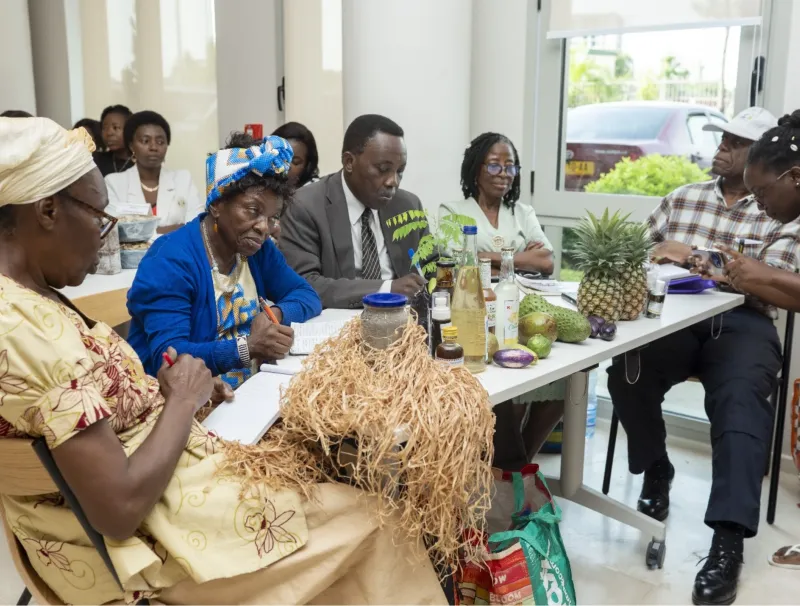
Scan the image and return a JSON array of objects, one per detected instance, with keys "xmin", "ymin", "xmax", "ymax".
[{"xmin": 703, "ymin": 106, "xmax": 778, "ymax": 142}]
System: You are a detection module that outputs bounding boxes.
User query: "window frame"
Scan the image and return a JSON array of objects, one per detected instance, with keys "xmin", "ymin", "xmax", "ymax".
[{"xmin": 528, "ymin": 0, "xmax": 774, "ymax": 225}]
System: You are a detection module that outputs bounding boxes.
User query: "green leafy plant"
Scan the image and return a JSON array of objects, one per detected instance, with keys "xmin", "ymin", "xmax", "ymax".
[
  {"xmin": 386, "ymin": 210, "xmax": 476, "ymax": 275},
  {"xmin": 585, "ymin": 154, "xmax": 711, "ymax": 197}
]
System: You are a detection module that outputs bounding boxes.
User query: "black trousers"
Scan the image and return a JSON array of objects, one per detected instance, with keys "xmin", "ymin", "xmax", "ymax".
[{"xmin": 607, "ymin": 307, "xmax": 781, "ymax": 536}]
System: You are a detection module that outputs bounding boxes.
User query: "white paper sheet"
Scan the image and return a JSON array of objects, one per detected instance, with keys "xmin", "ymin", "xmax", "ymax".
[{"xmin": 289, "ymin": 319, "xmax": 350, "ymax": 355}]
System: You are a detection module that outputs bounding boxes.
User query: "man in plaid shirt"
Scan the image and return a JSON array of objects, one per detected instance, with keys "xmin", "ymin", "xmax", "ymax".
[{"xmin": 606, "ymin": 108, "xmax": 796, "ymax": 605}]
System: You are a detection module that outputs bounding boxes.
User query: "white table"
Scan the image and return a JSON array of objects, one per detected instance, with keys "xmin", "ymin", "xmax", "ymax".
[
  {"xmin": 205, "ymin": 290, "xmax": 744, "ymax": 562},
  {"xmin": 60, "ymin": 269, "xmax": 137, "ymax": 300}
]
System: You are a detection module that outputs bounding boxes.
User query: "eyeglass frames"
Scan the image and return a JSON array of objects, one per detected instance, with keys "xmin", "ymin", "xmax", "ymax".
[
  {"xmin": 484, "ymin": 163, "xmax": 520, "ymax": 178},
  {"xmin": 58, "ymin": 191, "xmax": 118, "ymax": 239}
]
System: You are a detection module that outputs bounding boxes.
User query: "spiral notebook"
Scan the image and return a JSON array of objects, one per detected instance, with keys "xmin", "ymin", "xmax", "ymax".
[{"xmin": 289, "ymin": 319, "xmax": 350, "ymax": 355}]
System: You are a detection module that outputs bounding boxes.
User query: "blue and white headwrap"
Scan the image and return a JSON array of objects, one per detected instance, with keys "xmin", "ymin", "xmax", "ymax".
[{"xmin": 205, "ymin": 135, "xmax": 294, "ymax": 208}]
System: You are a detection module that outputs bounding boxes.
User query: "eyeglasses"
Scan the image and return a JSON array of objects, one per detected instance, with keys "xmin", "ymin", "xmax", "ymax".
[
  {"xmin": 750, "ymin": 167, "xmax": 798, "ymax": 203},
  {"xmin": 484, "ymin": 163, "xmax": 520, "ymax": 177},
  {"xmin": 58, "ymin": 191, "xmax": 118, "ymax": 239}
]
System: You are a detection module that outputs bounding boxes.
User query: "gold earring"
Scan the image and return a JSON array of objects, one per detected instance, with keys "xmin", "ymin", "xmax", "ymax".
[{"xmin": 214, "ymin": 222, "xmax": 218, "ymax": 233}]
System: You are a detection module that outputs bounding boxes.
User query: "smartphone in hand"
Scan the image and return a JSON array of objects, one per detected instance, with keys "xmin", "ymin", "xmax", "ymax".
[{"xmin": 691, "ymin": 249, "xmax": 727, "ymax": 277}]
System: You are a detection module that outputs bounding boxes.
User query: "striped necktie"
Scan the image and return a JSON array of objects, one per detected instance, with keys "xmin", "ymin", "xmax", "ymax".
[{"xmin": 360, "ymin": 208, "xmax": 381, "ymax": 280}]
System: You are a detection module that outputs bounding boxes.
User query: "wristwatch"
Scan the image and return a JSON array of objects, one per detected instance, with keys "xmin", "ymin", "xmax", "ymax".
[{"xmin": 236, "ymin": 336, "xmax": 251, "ymax": 367}]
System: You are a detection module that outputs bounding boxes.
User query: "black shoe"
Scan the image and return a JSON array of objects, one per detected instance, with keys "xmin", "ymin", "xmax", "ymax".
[
  {"xmin": 692, "ymin": 551, "xmax": 742, "ymax": 605},
  {"xmin": 637, "ymin": 459, "xmax": 674, "ymax": 521}
]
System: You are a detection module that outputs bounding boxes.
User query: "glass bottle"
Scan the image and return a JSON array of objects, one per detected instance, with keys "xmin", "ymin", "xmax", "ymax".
[
  {"xmin": 429, "ymin": 291, "xmax": 452, "ymax": 357},
  {"xmin": 494, "ymin": 246, "xmax": 520, "ymax": 347},
  {"xmin": 433, "ymin": 259, "xmax": 456, "ymax": 302},
  {"xmin": 480, "ymin": 258, "xmax": 496, "ymax": 335},
  {"xmin": 451, "ymin": 225, "xmax": 486, "ymax": 374},
  {"xmin": 435, "ymin": 326, "xmax": 464, "ymax": 367}
]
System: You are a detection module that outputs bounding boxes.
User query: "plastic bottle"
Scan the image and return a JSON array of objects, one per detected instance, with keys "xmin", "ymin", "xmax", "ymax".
[{"xmin": 586, "ymin": 369, "xmax": 598, "ymax": 439}]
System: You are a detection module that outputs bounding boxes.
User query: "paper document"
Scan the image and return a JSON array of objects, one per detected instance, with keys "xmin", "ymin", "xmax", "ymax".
[
  {"xmin": 289, "ymin": 320, "xmax": 350, "ymax": 355},
  {"xmin": 654, "ymin": 264, "xmax": 692, "ymax": 283},
  {"xmin": 515, "ymin": 277, "xmax": 573, "ymax": 296}
]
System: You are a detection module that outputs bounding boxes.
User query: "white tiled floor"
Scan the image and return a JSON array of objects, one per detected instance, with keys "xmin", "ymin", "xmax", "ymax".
[{"xmin": 1, "ymin": 424, "xmax": 799, "ymax": 605}]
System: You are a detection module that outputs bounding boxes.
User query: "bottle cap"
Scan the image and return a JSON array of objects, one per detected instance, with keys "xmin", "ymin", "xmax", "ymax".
[
  {"xmin": 442, "ymin": 326, "xmax": 458, "ymax": 339},
  {"xmin": 653, "ymin": 279, "xmax": 666, "ymax": 295},
  {"xmin": 431, "ymin": 292, "xmax": 451, "ymax": 321},
  {"xmin": 462, "ymin": 225, "xmax": 478, "ymax": 235}
]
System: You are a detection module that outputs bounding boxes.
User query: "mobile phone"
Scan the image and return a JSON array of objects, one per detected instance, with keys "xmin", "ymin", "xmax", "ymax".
[
  {"xmin": 561, "ymin": 293, "xmax": 578, "ymax": 306},
  {"xmin": 691, "ymin": 249, "xmax": 727, "ymax": 276}
]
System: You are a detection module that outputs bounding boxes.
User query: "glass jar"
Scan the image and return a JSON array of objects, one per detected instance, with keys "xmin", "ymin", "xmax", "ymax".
[{"xmin": 361, "ymin": 293, "xmax": 409, "ymax": 350}]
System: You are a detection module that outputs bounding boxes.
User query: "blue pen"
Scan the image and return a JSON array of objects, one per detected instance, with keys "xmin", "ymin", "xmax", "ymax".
[{"xmin": 408, "ymin": 248, "xmax": 425, "ymax": 277}]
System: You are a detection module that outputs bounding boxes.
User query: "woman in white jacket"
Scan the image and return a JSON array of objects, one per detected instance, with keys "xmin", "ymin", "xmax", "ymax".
[{"xmin": 105, "ymin": 110, "xmax": 203, "ymax": 233}]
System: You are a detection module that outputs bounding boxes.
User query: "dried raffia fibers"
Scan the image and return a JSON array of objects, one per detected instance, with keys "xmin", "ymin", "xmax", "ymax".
[{"xmin": 220, "ymin": 316, "xmax": 495, "ymax": 570}]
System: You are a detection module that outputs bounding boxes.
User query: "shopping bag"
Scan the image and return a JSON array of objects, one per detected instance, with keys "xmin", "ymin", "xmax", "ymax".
[
  {"xmin": 456, "ymin": 464, "xmax": 577, "ymax": 605},
  {"xmin": 791, "ymin": 379, "xmax": 800, "ymax": 473}
]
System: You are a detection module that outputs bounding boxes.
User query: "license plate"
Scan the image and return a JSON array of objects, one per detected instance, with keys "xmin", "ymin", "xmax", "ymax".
[{"xmin": 566, "ymin": 160, "xmax": 595, "ymax": 176}]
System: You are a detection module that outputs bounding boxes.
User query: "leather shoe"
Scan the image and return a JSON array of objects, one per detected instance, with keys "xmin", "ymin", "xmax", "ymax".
[
  {"xmin": 692, "ymin": 551, "xmax": 742, "ymax": 605},
  {"xmin": 637, "ymin": 461, "xmax": 674, "ymax": 521}
]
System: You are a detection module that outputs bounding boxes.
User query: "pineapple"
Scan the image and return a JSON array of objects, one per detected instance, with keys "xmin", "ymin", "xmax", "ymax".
[
  {"xmin": 571, "ymin": 210, "xmax": 628, "ymax": 322},
  {"xmin": 618, "ymin": 222, "xmax": 653, "ymax": 321}
]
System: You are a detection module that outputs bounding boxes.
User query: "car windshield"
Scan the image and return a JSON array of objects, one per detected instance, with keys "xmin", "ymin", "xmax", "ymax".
[{"xmin": 567, "ymin": 106, "xmax": 672, "ymax": 141}]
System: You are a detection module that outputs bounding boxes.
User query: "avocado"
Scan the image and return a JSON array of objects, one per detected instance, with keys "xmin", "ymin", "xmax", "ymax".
[
  {"xmin": 520, "ymin": 294, "xmax": 590, "ymax": 343},
  {"xmin": 487, "ymin": 332, "xmax": 499, "ymax": 360},
  {"xmin": 518, "ymin": 312, "xmax": 558, "ymax": 344}
]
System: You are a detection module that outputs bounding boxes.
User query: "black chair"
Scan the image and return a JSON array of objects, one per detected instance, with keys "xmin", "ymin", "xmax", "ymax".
[{"xmin": 601, "ymin": 311, "xmax": 794, "ymax": 526}]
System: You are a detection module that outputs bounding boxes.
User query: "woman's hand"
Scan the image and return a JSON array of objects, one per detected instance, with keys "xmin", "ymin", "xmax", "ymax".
[
  {"xmin": 211, "ymin": 377, "xmax": 235, "ymax": 405},
  {"xmin": 652, "ymin": 240, "xmax": 693, "ymax": 265},
  {"xmin": 157, "ymin": 347, "xmax": 214, "ymax": 412},
  {"xmin": 720, "ymin": 246, "xmax": 774, "ymax": 292},
  {"xmin": 248, "ymin": 313, "xmax": 294, "ymax": 360}
]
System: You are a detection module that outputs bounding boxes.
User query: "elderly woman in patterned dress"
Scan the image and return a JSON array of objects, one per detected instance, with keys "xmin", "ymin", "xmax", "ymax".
[{"xmin": 0, "ymin": 117, "xmax": 445, "ymax": 605}]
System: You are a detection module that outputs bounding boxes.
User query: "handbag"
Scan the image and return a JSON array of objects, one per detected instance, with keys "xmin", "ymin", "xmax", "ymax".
[{"xmin": 456, "ymin": 465, "xmax": 577, "ymax": 605}]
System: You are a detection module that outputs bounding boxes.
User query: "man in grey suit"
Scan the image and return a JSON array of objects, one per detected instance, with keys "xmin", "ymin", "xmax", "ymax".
[{"xmin": 279, "ymin": 114, "xmax": 429, "ymax": 309}]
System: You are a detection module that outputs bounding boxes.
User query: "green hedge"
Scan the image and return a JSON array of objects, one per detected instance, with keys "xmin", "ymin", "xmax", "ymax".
[{"xmin": 584, "ymin": 154, "xmax": 711, "ymax": 198}]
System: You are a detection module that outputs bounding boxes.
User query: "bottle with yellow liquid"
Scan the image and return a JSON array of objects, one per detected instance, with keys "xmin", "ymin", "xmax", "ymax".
[{"xmin": 451, "ymin": 225, "xmax": 487, "ymax": 374}]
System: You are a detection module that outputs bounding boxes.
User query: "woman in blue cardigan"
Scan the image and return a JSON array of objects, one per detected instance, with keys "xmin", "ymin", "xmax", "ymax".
[{"xmin": 127, "ymin": 133, "xmax": 322, "ymax": 391}]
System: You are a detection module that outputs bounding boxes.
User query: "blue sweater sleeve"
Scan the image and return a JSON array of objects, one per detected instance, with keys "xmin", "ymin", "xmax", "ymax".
[
  {"xmin": 259, "ymin": 240, "xmax": 322, "ymax": 323},
  {"xmin": 127, "ymin": 252, "xmax": 240, "ymax": 376}
]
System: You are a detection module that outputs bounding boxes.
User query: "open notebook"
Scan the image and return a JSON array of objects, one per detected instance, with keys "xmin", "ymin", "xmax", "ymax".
[{"xmin": 289, "ymin": 319, "xmax": 351, "ymax": 355}]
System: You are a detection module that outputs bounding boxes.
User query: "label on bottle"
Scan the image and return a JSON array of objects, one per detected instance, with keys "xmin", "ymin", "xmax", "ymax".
[
  {"xmin": 502, "ymin": 300, "xmax": 519, "ymax": 345},
  {"xmin": 646, "ymin": 299, "xmax": 664, "ymax": 317},
  {"xmin": 485, "ymin": 301, "xmax": 497, "ymax": 331},
  {"xmin": 436, "ymin": 355, "xmax": 464, "ymax": 367}
]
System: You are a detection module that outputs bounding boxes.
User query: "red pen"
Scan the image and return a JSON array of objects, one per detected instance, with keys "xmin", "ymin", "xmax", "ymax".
[{"xmin": 162, "ymin": 352, "xmax": 176, "ymax": 367}]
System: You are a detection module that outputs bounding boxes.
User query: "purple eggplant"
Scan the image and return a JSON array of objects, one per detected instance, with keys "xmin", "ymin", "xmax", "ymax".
[
  {"xmin": 587, "ymin": 315, "xmax": 606, "ymax": 339},
  {"xmin": 599, "ymin": 322, "xmax": 617, "ymax": 341}
]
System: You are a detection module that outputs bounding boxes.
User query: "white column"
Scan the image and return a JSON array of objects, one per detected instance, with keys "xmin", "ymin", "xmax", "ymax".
[
  {"xmin": 0, "ymin": 0, "xmax": 36, "ymax": 115},
  {"xmin": 470, "ymin": 0, "xmax": 529, "ymax": 147},
  {"xmin": 284, "ymin": 0, "xmax": 344, "ymax": 176},
  {"xmin": 341, "ymin": 0, "xmax": 472, "ymax": 212}
]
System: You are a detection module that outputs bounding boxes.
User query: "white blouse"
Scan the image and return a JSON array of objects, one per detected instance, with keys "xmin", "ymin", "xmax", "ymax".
[
  {"xmin": 438, "ymin": 197, "xmax": 552, "ymax": 255},
  {"xmin": 105, "ymin": 166, "xmax": 204, "ymax": 227}
]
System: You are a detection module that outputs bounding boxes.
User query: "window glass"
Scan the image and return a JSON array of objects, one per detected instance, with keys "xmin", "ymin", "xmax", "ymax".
[{"xmin": 562, "ymin": 27, "xmax": 741, "ymax": 194}]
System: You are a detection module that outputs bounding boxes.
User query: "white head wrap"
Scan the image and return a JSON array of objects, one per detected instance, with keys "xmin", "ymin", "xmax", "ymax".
[{"xmin": 0, "ymin": 117, "xmax": 97, "ymax": 208}]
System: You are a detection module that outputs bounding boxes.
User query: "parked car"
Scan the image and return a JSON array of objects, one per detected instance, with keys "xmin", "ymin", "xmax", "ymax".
[{"xmin": 565, "ymin": 101, "xmax": 728, "ymax": 191}]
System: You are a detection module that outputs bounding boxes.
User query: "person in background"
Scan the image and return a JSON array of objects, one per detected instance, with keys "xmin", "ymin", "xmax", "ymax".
[
  {"xmin": 127, "ymin": 133, "xmax": 322, "ymax": 390},
  {"xmin": 279, "ymin": 114, "xmax": 429, "ymax": 308},
  {"xmin": 0, "ymin": 110, "xmax": 33, "ymax": 118},
  {"xmin": 105, "ymin": 110, "xmax": 203, "ymax": 234},
  {"xmin": 93, "ymin": 104, "xmax": 133, "ymax": 176},
  {"xmin": 606, "ymin": 107, "xmax": 800, "ymax": 606},
  {"xmin": 73, "ymin": 117, "xmax": 102, "ymax": 149},
  {"xmin": 439, "ymin": 132, "xmax": 554, "ymax": 275},
  {"xmin": 271, "ymin": 121, "xmax": 320, "ymax": 188},
  {"xmin": 699, "ymin": 110, "xmax": 800, "ymax": 574},
  {"xmin": 0, "ymin": 117, "xmax": 444, "ymax": 605}
]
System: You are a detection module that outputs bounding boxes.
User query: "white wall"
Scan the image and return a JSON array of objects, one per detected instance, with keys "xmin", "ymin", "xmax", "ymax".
[
  {"xmin": 0, "ymin": 0, "xmax": 36, "ymax": 115},
  {"xmin": 215, "ymin": 0, "xmax": 283, "ymax": 146},
  {"xmin": 341, "ymin": 0, "xmax": 472, "ymax": 211}
]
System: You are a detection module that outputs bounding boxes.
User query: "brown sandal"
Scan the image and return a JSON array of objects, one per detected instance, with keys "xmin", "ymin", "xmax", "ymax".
[{"xmin": 768, "ymin": 544, "xmax": 800, "ymax": 569}]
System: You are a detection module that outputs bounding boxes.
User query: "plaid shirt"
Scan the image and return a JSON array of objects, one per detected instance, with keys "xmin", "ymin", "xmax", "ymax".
[{"xmin": 648, "ymin": 178, "xmax": 800, "ymax": 316}]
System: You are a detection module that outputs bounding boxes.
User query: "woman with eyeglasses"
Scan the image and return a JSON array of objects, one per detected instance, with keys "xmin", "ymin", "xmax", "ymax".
[
  {"xmin": 126, "ymin": 132, "xmax": 322, "ymax": 391},
  {"xmin": 0, "ymin": 118, "xmax": 443, "ymax": 605},
  {"xmin": 438, "ymin": 132, "xmax": 554, "ymax": 274}
]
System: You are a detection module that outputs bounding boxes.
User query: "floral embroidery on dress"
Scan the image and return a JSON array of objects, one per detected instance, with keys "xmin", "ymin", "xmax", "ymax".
[
  {"xmin": 33, "ymin": 493, "xmax": 66, "ymax": 509},
  {"xmin": 0, "ymin": 350, "xmax": 28, "ymax": 404},
  {"xmin": 23, "ymin": 538, "xmax": 72, "ymax": 571},
  {"xmin": 186, "ymin": 422, "xmax": 217, "ymax": 456},
  {"xmin": 244, "ymin": 499, "xmax": 298, "ymax": 558}
]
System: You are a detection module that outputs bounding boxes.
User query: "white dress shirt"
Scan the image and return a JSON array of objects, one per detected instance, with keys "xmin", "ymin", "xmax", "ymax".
[{"xmin": 341, "ymin": 173, "xmax": 394, "ymax": 293}]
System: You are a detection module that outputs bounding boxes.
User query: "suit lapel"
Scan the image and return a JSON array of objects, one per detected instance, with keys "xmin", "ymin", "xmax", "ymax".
[{"xmin": 326, "ymin": 172, "xmax": 357, "ymax": 278}]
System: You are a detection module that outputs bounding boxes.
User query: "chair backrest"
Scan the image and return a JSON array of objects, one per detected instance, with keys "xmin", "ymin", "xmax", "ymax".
[
  {"xmin": 72, "ymin": 287, "xmax": 130, "ymax": 328},
  {"xmin": 0, "ymin": 439, "xmax": 57, "ymax": 496}
]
